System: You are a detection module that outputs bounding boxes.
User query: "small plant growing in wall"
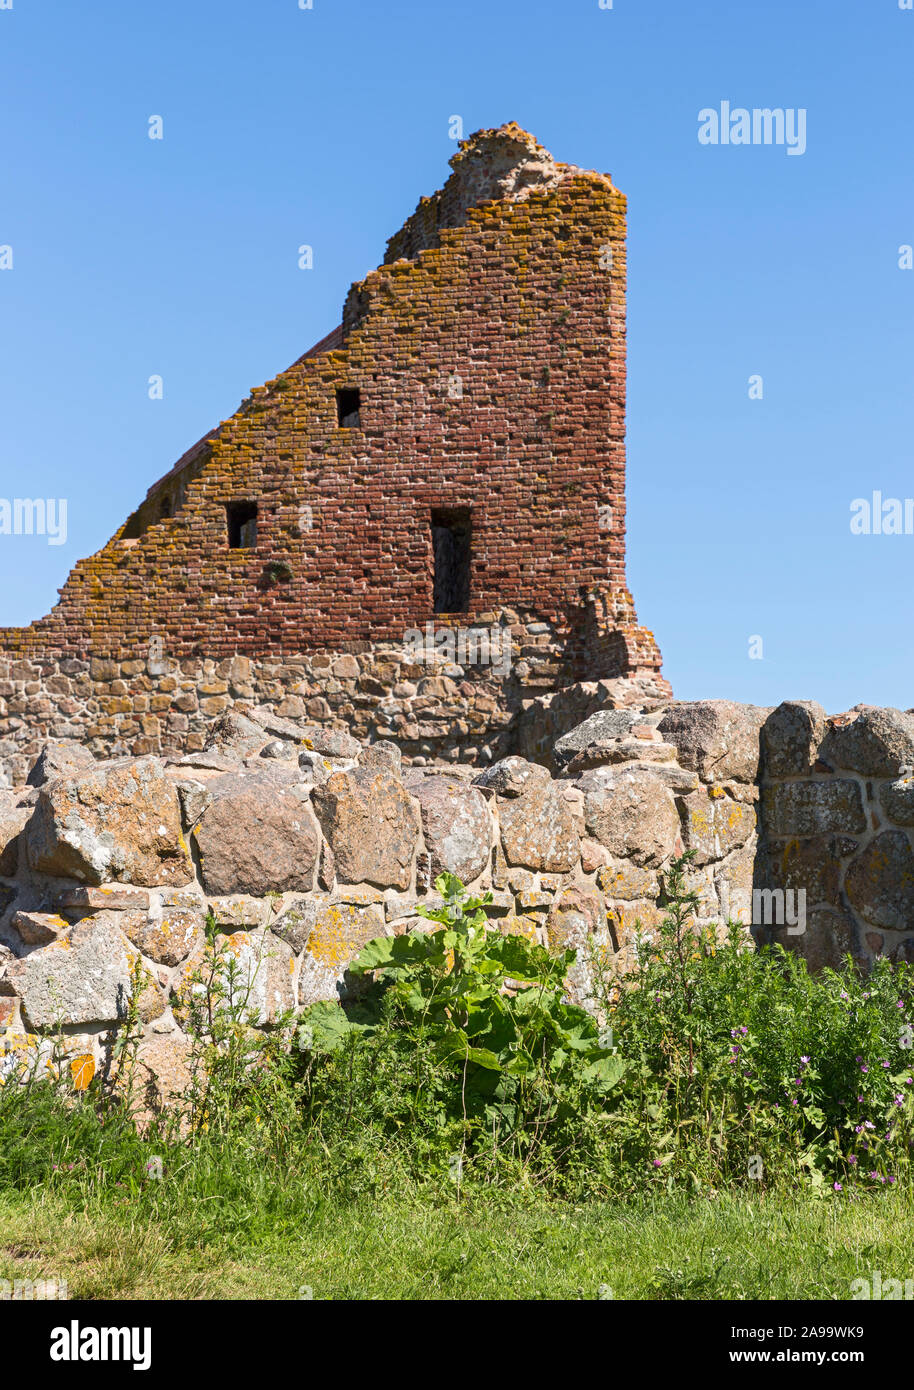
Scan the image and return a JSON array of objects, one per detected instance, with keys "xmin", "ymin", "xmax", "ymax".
[
  {"xmin": 176, "ymin": 911, "xmax": 298, "ymax": 1139},
  {"xmin": 107, "ymin": 953, "xmax": 151, "ymax": 1111},
  {"xmin": 260, "ymin": 560, "xmax": 294, "ymax": 589}
]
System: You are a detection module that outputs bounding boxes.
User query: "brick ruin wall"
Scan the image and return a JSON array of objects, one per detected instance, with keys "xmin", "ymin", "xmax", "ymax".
[{"xmin": 0, "ymin": 126, "xmax": 669, "ymax": 784}]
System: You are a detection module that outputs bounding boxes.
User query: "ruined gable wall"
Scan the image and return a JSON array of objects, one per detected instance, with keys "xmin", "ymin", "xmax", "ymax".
[
  {"xmin": 2, "ymin": 173, "xmax": 631, "ymax": 657},
  {"xmin": 0, "ymin": 129, "xmax": 668, "ymax": 777}
]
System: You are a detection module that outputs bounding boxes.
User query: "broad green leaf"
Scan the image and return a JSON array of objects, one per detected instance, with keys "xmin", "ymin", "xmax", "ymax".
[
  {"xmin": 582, "ymin": 1054, "xmax": 628, "ymax": 1089},
  {"xmin": 298, "ymin": 1000, "xmax": 373, "ymax": 1053}
]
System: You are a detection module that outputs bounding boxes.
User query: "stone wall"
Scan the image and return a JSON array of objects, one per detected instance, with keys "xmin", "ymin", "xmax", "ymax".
[
  {"xmin": 0, "ymin": 700, "xmax": 753, "ymax": 1104},
  {"xmin": 5, "ymin": 696, "xmax": 912, "ymax": 1106},
  {"xmin": 757, "ymin": 702, "xmax": 914, "ymax": 971},
  {"xmin": 0, "ymin": 607, "xmax": 669, "ymax": 787}
]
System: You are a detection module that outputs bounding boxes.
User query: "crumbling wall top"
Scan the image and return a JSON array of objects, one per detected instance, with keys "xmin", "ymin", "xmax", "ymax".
[{"xmin": 383, "ymin": 122, "xmax": 613, "ymax": 265}]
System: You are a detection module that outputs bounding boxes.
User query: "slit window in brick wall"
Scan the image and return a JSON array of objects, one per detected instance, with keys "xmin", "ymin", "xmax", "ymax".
[
  {"xmin": 335, "ymin": 387, "xmax": 361, "ymax": 428},
  {"xmin": 431, "ymin": 508, "xmax": 471, "ymax": 614}
]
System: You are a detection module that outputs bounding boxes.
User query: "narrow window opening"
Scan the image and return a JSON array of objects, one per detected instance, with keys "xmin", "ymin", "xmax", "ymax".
[
  {"xmin": 431, "ymin": 508, "xmax": 471, "ymax": 614},
  {"xmin": 158, "ymin": 495, "xmax": 172, "ymax": 520},
  {"xmin": 226, "ymin": 501, "xmax": 258, "ymax": 549},
  {"xmin": 336, "ymin": 387, "xmax": 361, "ymax": 428}
]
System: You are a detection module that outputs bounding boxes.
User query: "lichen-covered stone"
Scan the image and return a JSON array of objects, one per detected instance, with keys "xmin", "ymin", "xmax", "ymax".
[
  {"xmin": 192, "ymin": 772, "xmax": 320, "ymax": 897},
  {"xmin": 552, "ymin": 709, "xmax": 639, "ymax": 773},
  {"xmin": 844, "ymin": 830, "xmax": 914, "ymax": 930},
  {"xmin": 498, "ymin": 777, "xmax": 579, "ymax": 872},
  {"xmin": 207, "ymin": 895, "xmax": 268, "ymax": 930},
  {"xmin": 596, "ymin": 859, "xmax": 660, "ymax": 902},
  {"xmin": 412, "ymin": 776, "xmax": 491, "ymax": 883},
  {"xmin": 760, "ymin": 780, "xmax": 866, "ymax": 838},
  {"xmin": 879, "ymin": 776, "xmax": 914, "ymax": 825},
  {"xmin": 581, "ymin": 767, "xmax": 679, "ymax": 867},
  {"xmin": 657, "ymin": 701, "xmax": 769, "ymax": 783},
  {"xmin": 11, "ymin": 911, "xmax": 68, "ymax": 946},
  {"xmin": 677, "ymin": 787, "xmax": 755, "ymax": 866},
  {"xmin": 299, "ymin": 725, "xmax": 361, "ymax": 759},
  {"xmin": 474, "ymin": 757, "xmax": 552, "ymax": 799},
  {"xmin": 2, "ymin": 914, "xmax": 131, "ymax": 1028},
  {"xmin": 26, "ymin": 740, "xmax": 95, "ymax": 788},
  {"xmin": 313, "ymin": 767, "xmax": 419, "ymax": 890},
  {"xmin": 297, "ymin": 901, "xmax": 388, "ymax": 1006},
  {"xmin": 821, "ymin": 707, "xmax": 914, "ymax": 777},
  {"xmin": 122, "ymin": 907, "xmax": 204, "ymax": 967},
  {"xmin": 56, "ymin": 885, "xmax": 151, "ymax": 913},
  {"xmin": 131, "ymin": 1033, "xmax": 193, "ymax": 1121},
  {"xmin": 546, "ymin": 886, "xmax": 605, "ymax": 953},
  {"xmin": 0, "ymin": 798, "xmax": 30, "ymax": 877},
  {"xmin": 26, "ymin": 758, "xmax": 193, "ymax": 887},
  {"xmin": 173, "ymin": 928, "xmax": 295, "ymax": 1027},
  {"xmin": 766, "ymin": 836, "xmax": 842, "ymax": 906},
  {"xmin": 761, "ymin": 701, "xmax": 827, "ymax": 778}
]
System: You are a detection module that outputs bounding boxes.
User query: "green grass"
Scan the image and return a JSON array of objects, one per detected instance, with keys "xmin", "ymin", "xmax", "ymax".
[
  {"xmin": 1, "ymin": 1171, "xmax": 910, "ymax": 1300},
  {"xmin": 6, "ymin": 868, "xmax": 914, "ymax": 1302}
]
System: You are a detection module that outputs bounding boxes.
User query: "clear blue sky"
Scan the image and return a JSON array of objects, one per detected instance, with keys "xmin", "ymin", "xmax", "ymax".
[{"xmin": 1, "ymin": 0, "xmax": 912, "ymax": 714}]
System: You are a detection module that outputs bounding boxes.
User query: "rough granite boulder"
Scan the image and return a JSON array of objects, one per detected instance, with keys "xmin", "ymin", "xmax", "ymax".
[
  {"xmin": 26, "ymin": 740, "xmax": 96, "ymax": 788},
  {"xmin": 765, "ymin": 835, "xmax": 843, "ymax": 907},
  {"xmin": 192, "ymin": 772, "xmax": 320, "ymax": 897},
  {"xmin": 11, "ymin": 910, "xmax": 68, "ymax": 946},
  {"xmin": 657, "ymin": 701, "xmax": 769, "ymax": 783},
  {"xmin": 497, "ymin": 776, "xmax": 579, "ymax": 873},
  {"xmin": 761, "ymin": 701, "xmax": 827, "ymax": 778},
  {"xmin": 821, "ymin": 707, "xmax": 914, "ymax": 778},
  {"xmin": 579, "ymin": 767, "xmax": 680, "ymax": 867},
  {"xmin": 546, "ymin": 886, "xmax": 608, "ymax": 1011},
  {"xmin": 546, "ymin": 886, "xmax": 606, "ymax": 955},
  {"xmin": 552, "ymin": 709, "xmax": 640, "ymax": 773},
  {"xmin": 26, "ymin": 758, "xmax": 194, "ymax": 887},
  {"xmin": 203, "ymin": 708, "xmax": 268, "ymax": 757},
  {"xmin": 173, "ymin": 928, "xmax": 296, "ymax": 1027},
  {"xmin": 879, "ymin": 776, "xmax": 914, "ymax": 825},
  {"xmin": 844, "ymin": 831, "xmax": 914, "ymax": 930},
  {"xmin": 0, "ymin": 796, "xmax": 31, "ymax": 877},
  {"xmin": 473, "ymin": 757, "xmax": 552, "ymax": 799},
  {"xmin": 411, "ymin": 776, "xmax": 491, "ymax": 883},
  {"xmin": 677, "ymin": 787, "xmax": 755, "ymax": 866},
  {"xmin": 313, "ymin": 767, "xmax": 419, "ymax": 889},
  {"xmin": 596, "ymin": 859, "xmax": 660, "ymax": 902},
  {"xmin": 1, "ymin": 914, "xmax": 131, "ymax": 1028},
  {"xmin": 131, "ymin": 1033, "xmax": 194, "ymax": 1122},
  {"xmin": 216, "ymin": 928, "xmax": 296, "ymax": 1025},
  {"xmin": 299, "ymin": 725, "xmax": 361, "ymax": 759},
  {"xmin": 297, "ymin": 900, "xmax": 389, "ymax": 1006},
  {"xmin": 760, "ymin": 780, "xmax": 867, "ymax": 838},
  {"xmin": 121, "ymin": 906, "xmax": 205, "ymax": 967}
]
